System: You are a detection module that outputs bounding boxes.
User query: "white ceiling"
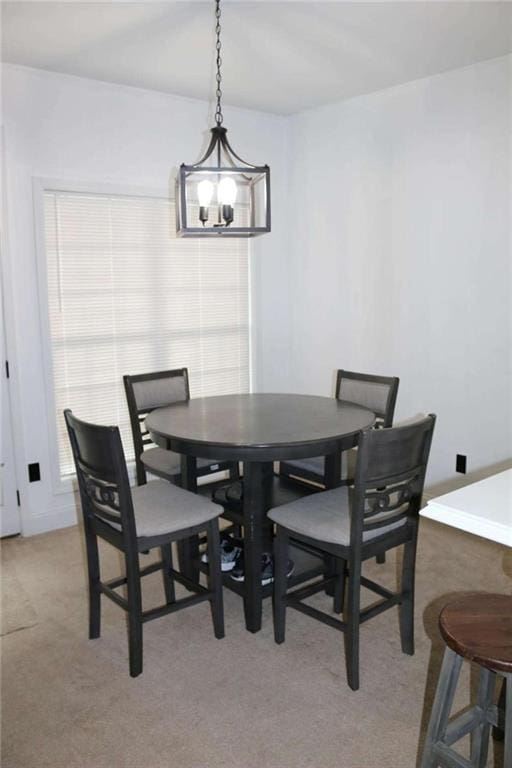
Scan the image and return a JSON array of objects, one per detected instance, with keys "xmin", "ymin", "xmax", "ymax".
[{"xmin": 2, "ymin": 1, "xmax": 512, "ymax": 115}]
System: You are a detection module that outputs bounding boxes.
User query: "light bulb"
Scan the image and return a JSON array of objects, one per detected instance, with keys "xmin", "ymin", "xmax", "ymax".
[
  {"xmin": 197, "ymin": 179, "xmax": 213, "ymax": 207},
  {"xmin": 218, "ymin": 177, "xmax": 237, "ymax": 206}
]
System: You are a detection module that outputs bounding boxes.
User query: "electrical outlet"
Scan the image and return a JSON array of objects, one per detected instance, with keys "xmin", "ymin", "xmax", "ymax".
[
  {"xmin": 28, "ymin": 462, "xmax": 41, "ymax": 482},
  {"xmin": 456, "ymin": 454, "xmax": 467, "ymax": 474}
]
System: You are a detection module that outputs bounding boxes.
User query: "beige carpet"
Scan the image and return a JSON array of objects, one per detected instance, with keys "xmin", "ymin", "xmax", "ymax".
[
  {"xmin": 1, "ymin": 547, "xmax": 38, "ymax": 638},
  {"xmin": 1, "ymin": 519, "xmax": 510, "ymax": 768}
]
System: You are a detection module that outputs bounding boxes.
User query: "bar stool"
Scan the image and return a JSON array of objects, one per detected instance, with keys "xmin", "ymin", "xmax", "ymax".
[{"xmin": 421, "ymin": 593, "xmax": 511, "ymax": 768}]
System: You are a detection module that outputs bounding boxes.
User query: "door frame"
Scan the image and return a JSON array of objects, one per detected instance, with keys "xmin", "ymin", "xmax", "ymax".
[
  {"xmin": 1, "ymin": 231, "xmax": 21, "ymax": 536},
  {"xmin": 1, "ymin": 126, "xmax": 24, "ymax": 535}
]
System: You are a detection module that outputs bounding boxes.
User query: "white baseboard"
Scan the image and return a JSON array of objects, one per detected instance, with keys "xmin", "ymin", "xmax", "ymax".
[{"xmin": 21, "ymin": 503, "xmax": 78, "ymax": 536}]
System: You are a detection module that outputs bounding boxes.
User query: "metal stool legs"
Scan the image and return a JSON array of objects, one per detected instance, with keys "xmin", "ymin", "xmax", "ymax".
[
  {"xmin": 505, "ymin": 675, "xmax": 512, "ymax": 768},
  {"xmin": 421, "ymin": 649, "xmax": 463, "ymax": 768},
  {"xmin": 421, "ymin": 648, "xmax": 509, "ymax": 768}
]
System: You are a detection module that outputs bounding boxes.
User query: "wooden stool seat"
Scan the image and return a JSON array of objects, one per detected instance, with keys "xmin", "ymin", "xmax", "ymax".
[
  {"xmin": 439, "ymin": 593, "xmax": 512, "ymax": 674},
  {"xmin": 421, "ymin": 593, "xmax": 511, "ymax": 768}
]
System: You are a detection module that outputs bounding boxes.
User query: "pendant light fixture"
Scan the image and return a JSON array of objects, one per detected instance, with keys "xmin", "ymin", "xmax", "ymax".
[{"xmin": 176, "ymin": 0, "xmax": 271, "ymax": 237}]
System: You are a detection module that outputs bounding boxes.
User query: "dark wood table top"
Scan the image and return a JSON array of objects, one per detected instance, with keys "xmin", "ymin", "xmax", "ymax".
[{"xmin": 146, "ymin": 393, "xmax": 375, "ymax": 462}]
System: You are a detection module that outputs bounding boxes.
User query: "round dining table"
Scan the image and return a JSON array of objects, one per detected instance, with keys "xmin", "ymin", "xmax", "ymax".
[{"xmin": 146, "ymin": 393, "xmax": 375, "ymax": 632}]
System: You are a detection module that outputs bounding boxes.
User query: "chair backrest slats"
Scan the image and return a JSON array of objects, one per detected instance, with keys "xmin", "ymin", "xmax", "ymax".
[
  {"xmin": 335, "ymin": 370, "xmax": 399, "ymax": 426},
  {"xmin": 64, "ymin": 409, "xmax": 136, "ymax": 540},
  {"xmin": 351, "ymin": 414, "xmax": 436, "ymax": 544}
]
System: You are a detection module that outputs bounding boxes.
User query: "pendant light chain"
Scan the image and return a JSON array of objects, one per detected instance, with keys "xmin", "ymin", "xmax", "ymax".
[
  {"xmin": 177, "ymin": 0, "xmax": 270, "ymax": 236},
  {"xmin": 214, "ymin": 0, "xmax": 223, "ymax": 126}
]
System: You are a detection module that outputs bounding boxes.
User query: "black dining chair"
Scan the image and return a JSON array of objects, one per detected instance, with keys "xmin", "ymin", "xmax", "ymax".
[
  {"xmin": 269, "ymin": 414, "xmax": 435, "ymax": 691},
  {"xmin": 124, "ymin": 368, "xmax": 239, "ymax": 487},
  {"xmin": 279, "ymin": 369, "xmax": 399, "ymax": 489},
  {"xmin": 64, "ymin": 409, "xmax": 225, "ymax": 678}
]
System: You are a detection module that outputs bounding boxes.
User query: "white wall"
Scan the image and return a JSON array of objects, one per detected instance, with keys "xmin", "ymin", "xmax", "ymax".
[
  {"xmin": 3, "ymin": 56, "xmax": 511, "ymax": 534},
  {"xmin": 1, "ymin": 64, "xmax": 289, "ymax": 534},
  {"xmin": 284, "ymin": 56, "xmax": 511, "ymax": 487}
]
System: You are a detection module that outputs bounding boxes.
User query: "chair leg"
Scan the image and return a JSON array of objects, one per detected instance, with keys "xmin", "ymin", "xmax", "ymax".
[
  {"xmin": 505, "ymin": 673, "xmax": 512, "ymax": 768},
  {"xmin": 278, "ymin": 463, "xmax": 291, "ymax": 480},
  {"xmin": 273, "ymin": 526, "xmax": 288, "ymax": 644},
  {"xmin": 324, "ymin": 554, "xmax": 336, "ymax": 597},
  {"xmin": 135, "ymin": 461, "xmax": 147, "ymax": 487},
  {"xmin": 374, "ymin": 482, "xmax": 387, "ymax": 564},
  {"xmin": 421, "ymin": 648, "xmax": 463, "ymax": 768},
  {"xmin": 206, "ymin": 521, "xmax": 224, "ymax": 639},
  {"xmin": 470, "ymin": 666, "xmax": 496, "ymax": 768},
  {"xmin": 160, "ymin": 544, "xmax": 175, "ymax": 605},
  {"xmin": 85, "ymin": 529, "xmax": 101, "ymax": 639},
  {"xmin": 333, "ymin": 557, "xmax": 347, "ymax": 614},
  {"xmin": 493, "ymin": 677, "xmax": 506, "ymax": 740},
  {"xmin": 344, "ymin": 556, "xmax": 362, "ymax": 691},
  {"xmin": 177, "ymin": 536, "xmax": 200, "ymax": 586},
  {"xmin": 399, "ymin": 534, "xmax": 418, "ymax": 656},
  {"xmin": 125, "ymin": 551, "xmax": 143, "ymax": 678}
]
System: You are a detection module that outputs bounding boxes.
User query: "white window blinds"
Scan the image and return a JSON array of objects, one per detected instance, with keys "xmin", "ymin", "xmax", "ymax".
[{"xmin": 43, "ymin": 190, "xmax": 250, "ymax": 478}]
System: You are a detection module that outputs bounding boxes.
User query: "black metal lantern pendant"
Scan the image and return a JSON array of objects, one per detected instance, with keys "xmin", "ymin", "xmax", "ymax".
[{"xmin": 176, "ymin": 0, "xmax": 271, "ymax": 238}]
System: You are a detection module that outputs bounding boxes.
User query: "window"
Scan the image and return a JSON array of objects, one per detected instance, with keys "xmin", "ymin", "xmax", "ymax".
[{"xmin": 43, "ymin": 189, "xmax": 250, "ymax": 477}]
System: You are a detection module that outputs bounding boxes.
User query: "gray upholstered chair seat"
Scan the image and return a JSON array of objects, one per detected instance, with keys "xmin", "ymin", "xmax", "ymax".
[
  {"xmin": 284, "ymin": 450, "xmax": 357, "ymax": 483},
  {"xmin": 127, "ymin": 480, "xmax": 222, "ymax": 539},
  {"xmin": 268, "ymin": 486, "xmax": 406, "ymax": 547},
  {"xmin": 141, "ymin": 447, "xmax": 221, "ymax": 479},
  {"xmin": 141, "ymin": 447, "xmax": 181, "ymax": 477}
]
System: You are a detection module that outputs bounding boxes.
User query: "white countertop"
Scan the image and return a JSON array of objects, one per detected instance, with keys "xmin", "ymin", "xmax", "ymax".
[{"xmin": 421, "ymin": 468, "xmax": 512, "ymax": 547}]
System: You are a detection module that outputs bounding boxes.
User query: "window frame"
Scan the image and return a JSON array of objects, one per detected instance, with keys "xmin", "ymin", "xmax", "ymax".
[{"xmin": 33, "ymin": 177, "xmax": 254, "ymax": 496}]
